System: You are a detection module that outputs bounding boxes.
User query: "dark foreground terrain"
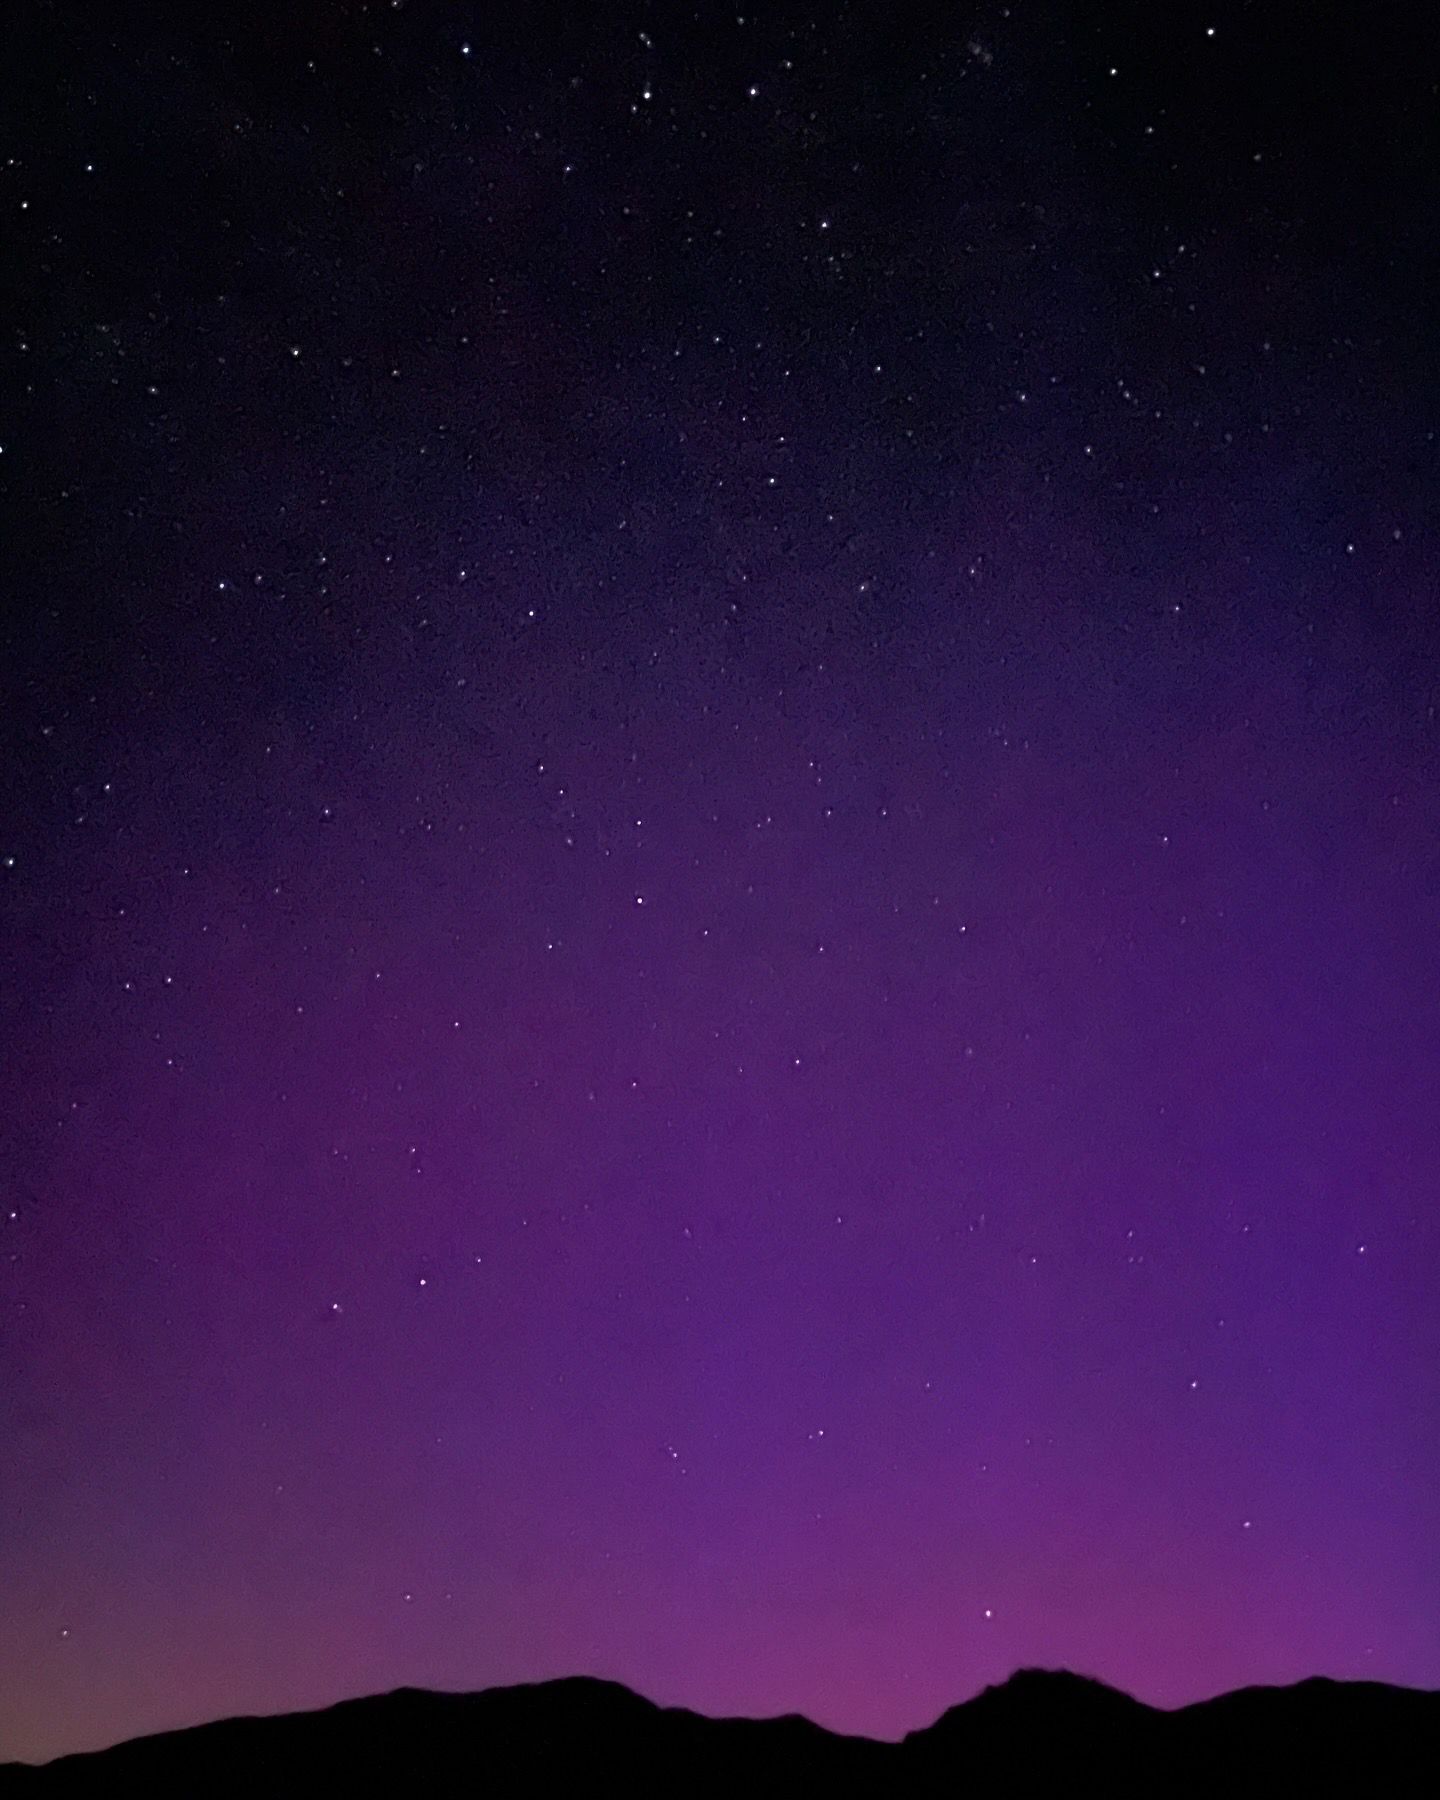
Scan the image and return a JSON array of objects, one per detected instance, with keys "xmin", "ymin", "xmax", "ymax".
[{"xmin": 4, "ymin": 1668, "xmax": 1436, "ymax": 1795}]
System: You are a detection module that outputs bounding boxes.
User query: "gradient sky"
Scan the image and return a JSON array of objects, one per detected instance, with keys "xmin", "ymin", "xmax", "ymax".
[{"xmin": 3, "ymin": 0, "xmax": 1439, "ymax": 1766}]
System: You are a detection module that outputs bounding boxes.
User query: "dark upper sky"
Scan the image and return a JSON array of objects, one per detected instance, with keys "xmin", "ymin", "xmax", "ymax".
[{"xmin": 3, "ymin": 0, "xmax": 1438, "ymax": 1765}]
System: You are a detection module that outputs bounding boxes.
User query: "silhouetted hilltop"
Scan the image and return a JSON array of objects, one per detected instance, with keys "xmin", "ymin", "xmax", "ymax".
[{"xmin": 3, "ymin": 1668, "xmax": 1436, "ymax": 1795}]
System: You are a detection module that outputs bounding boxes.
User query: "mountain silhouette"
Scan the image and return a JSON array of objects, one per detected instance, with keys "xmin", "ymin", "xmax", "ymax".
[{"xmin": 3, "ymin": 1668, "xmax": 1436, "ymax": 1795}]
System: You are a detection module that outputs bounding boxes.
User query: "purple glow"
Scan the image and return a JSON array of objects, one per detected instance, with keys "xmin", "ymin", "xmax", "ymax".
[{"xmin": 2, "ymin": 0, "xmax": 1437, "ymax": 1766}]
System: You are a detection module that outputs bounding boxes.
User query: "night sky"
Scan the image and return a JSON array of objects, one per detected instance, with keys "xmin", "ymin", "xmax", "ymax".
[{"xmin": 4, "ymin": 0, "xmax": 1439, "ymax": 1766}]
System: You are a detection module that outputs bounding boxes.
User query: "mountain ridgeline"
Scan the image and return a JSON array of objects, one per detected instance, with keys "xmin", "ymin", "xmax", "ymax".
[{"xmin": 3, "ymin": 1668, "xmax": 1436, "ymax": 1795}]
